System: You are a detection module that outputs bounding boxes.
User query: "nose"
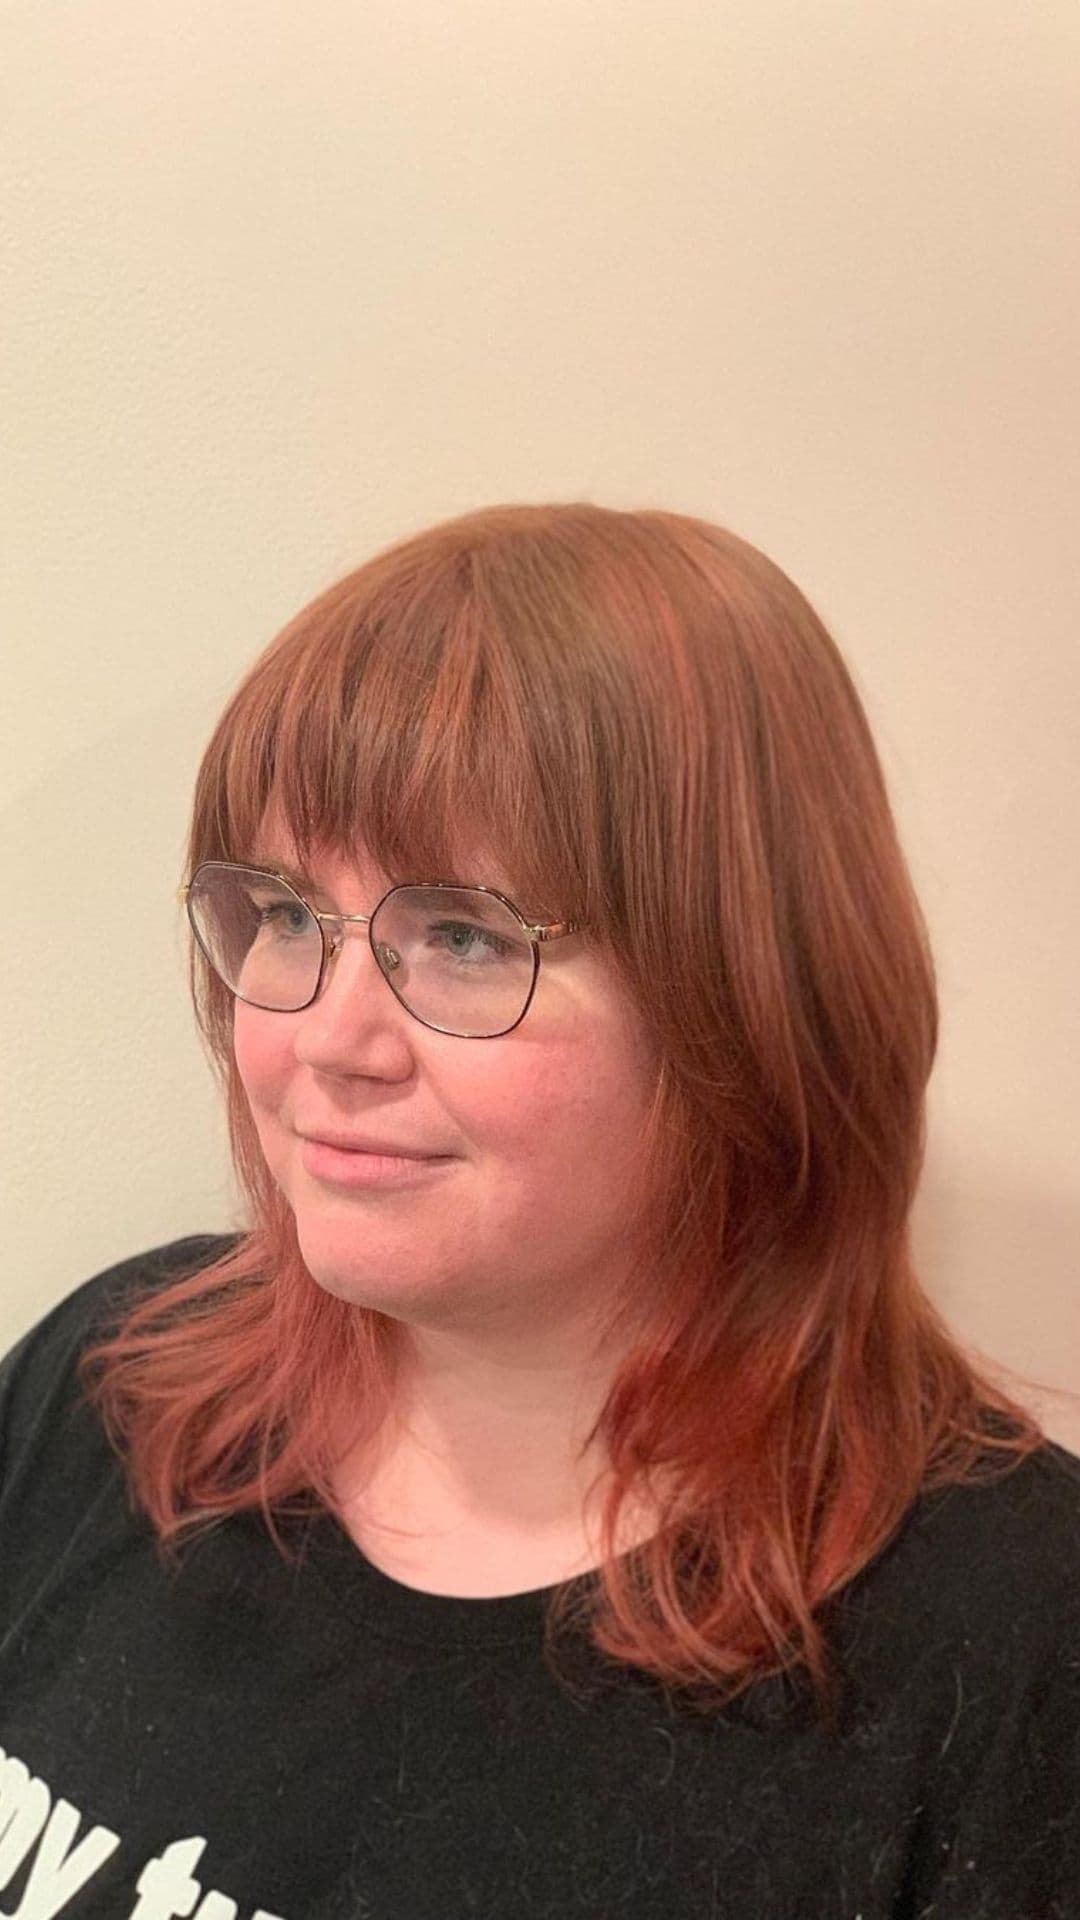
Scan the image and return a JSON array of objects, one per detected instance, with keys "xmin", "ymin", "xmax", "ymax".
[{"xmin": 292, "ymin": 921, "xmax": 415, "ymax": 1069}]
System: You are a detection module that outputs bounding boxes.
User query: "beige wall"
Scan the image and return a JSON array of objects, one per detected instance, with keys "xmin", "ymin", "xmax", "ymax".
[{"xmin": 3, "ymin": 2, "xmax": 1077, "ymax": 1447}]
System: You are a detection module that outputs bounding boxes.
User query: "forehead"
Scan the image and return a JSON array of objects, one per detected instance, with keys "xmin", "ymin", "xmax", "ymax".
[{"xmin": 250, "ymin": 810, "xmax": 519, "ymax": 900}]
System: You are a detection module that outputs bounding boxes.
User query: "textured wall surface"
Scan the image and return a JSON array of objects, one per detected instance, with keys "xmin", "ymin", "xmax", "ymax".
[{"xmin": 2, "ymin": 1, "xmax": 1077, "ymax": 1445}]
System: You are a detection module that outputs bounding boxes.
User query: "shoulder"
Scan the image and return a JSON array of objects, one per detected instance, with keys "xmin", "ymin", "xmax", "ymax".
[
  {"xmin": 2, "ymin": 1231, "xmax": 240, "ymax": 1371},
  {"xmin": 897, "ymin": 1439, "xmax": 1080, "ymax": 1612},
  {"xmin": 0, "ymin": 1234, "xmax": 238, "ymax": 1632},
  {"xmin": 832, "ymin": 1438, "xmax": 1080, "ymax": 1712},
  {"xmin": 0, "ymin": 1233, "xmax": 240, "ymax": 1459},
  {"xmin": 851, "ymin": 1446, "xmax": 1080, "ymax": 1903}
]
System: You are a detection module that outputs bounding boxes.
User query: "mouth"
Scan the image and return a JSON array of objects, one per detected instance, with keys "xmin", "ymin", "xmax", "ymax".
[
  {"xmin": 299, "ymin": 1132, "xmax": 449, "ymax": 1160},
  {"xmin": 298, "ymin": 1138, "xmax": 455, "ymax": 1189}
]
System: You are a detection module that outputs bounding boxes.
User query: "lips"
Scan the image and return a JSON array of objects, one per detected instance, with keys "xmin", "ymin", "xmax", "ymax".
[
  {"xmin": 299, "ymin": 1131, "xmax": 445, "ymax": 1160},
  {"xmin": 299, "ymin": 1136, "xmax": 455, "ymax": 1190}
]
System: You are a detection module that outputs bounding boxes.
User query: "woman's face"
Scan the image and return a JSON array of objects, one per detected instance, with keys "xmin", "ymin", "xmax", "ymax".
[{"xmin": 232, "ymin": 832, "xmax": 660, "ymax": 1343}]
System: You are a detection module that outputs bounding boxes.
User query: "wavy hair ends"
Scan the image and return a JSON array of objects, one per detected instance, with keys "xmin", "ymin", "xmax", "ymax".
[{"xmin": 78, "ymin": 501, "xmax": 1049, "ymax": 1728}]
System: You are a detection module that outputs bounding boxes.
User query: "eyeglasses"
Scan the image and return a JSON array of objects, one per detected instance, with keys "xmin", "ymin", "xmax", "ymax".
[{"xmin": 177, "ymin": 860, "xmax": 586, "ymax": 1039}]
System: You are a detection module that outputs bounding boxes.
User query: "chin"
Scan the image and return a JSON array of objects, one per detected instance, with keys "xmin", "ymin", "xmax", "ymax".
[
  {"xmin": 289, "ymin": 1208, "xmax": 403, "ymax": 1303},
  {"xmin": 292, "ymin": 1234, "xmax": 383, "ymax": 1308}
]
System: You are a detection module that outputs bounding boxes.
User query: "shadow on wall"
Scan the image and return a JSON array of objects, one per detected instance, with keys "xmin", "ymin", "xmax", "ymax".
[{"xmin": 912, "ymin": 1162, "xmax": 1080, "ymax": 1455}]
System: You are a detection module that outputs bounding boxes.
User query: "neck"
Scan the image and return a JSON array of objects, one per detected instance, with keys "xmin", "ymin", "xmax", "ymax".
[{"xmin": 328, "ymin": 1319, "xmax": 663, "ymax": 1590}]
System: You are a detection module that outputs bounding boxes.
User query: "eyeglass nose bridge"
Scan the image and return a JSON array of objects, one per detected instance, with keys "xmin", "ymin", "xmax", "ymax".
[{"xmin": 318, "ymin": 907, "xmax": 404, "ymax": 977}]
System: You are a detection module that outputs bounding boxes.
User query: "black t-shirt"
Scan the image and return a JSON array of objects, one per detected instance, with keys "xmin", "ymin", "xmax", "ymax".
[{"xmin": 1, "ymin": 1235, "xmax": 1078, "ymax": 1920}]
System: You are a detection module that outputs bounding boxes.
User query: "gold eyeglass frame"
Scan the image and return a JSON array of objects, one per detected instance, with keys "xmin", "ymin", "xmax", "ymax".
[{"xmin": 177, "ymin": 859, "xmax": 587, "ymax": 1039}]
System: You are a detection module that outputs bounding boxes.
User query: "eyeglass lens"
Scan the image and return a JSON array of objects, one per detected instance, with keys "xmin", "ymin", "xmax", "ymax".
[{"xmin": 186, "ymin": 864, "xmax": 537, "ymax": 1038}]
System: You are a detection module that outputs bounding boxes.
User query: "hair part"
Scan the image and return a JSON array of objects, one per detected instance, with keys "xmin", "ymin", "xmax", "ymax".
[{"xmin": 80, "ymin": 501, "xmax": 1054, "ymax": 1730}]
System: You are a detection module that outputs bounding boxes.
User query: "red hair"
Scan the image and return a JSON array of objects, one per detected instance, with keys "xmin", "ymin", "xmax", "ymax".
[{"xmin": 80, "ymin": 502, "xmax": 1051, "ymax": 1729}]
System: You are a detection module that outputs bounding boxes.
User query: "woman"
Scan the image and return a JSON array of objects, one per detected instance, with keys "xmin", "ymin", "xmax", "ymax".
[{"xmin": 1, "ymin": 502, "xmax": 1076, "ymax": 1919}]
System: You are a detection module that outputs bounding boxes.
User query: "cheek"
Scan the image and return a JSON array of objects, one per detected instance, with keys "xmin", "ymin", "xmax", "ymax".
[{"xmin": 233, "ymin": 1004, "xmax": 292, "ymax": 1108}]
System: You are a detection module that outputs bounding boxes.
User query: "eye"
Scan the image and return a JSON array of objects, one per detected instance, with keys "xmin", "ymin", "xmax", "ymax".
[
  {"xmin": 258, "ymin": 900, "xmax": 313, "ymax": 937},
  {"xmin": 427, "ymin": 918, "xmax": 518, "ymax": 962}
]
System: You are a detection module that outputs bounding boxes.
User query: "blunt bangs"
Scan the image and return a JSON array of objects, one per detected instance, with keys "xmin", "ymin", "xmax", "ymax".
[{"xmin": 190, "ymin": 525, "xmax": 625, "ymax": 936}]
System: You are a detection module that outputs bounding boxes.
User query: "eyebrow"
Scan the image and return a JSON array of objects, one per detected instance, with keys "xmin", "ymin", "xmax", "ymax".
[{"xmin": 248, "ymin": 855, "xmax": 518, "ymax": 917}]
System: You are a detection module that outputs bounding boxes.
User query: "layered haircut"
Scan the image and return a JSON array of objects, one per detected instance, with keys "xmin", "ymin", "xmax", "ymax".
[{"xmin": 79, "ymin": 502, "xmax": 1048, "ymax": 1729}]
